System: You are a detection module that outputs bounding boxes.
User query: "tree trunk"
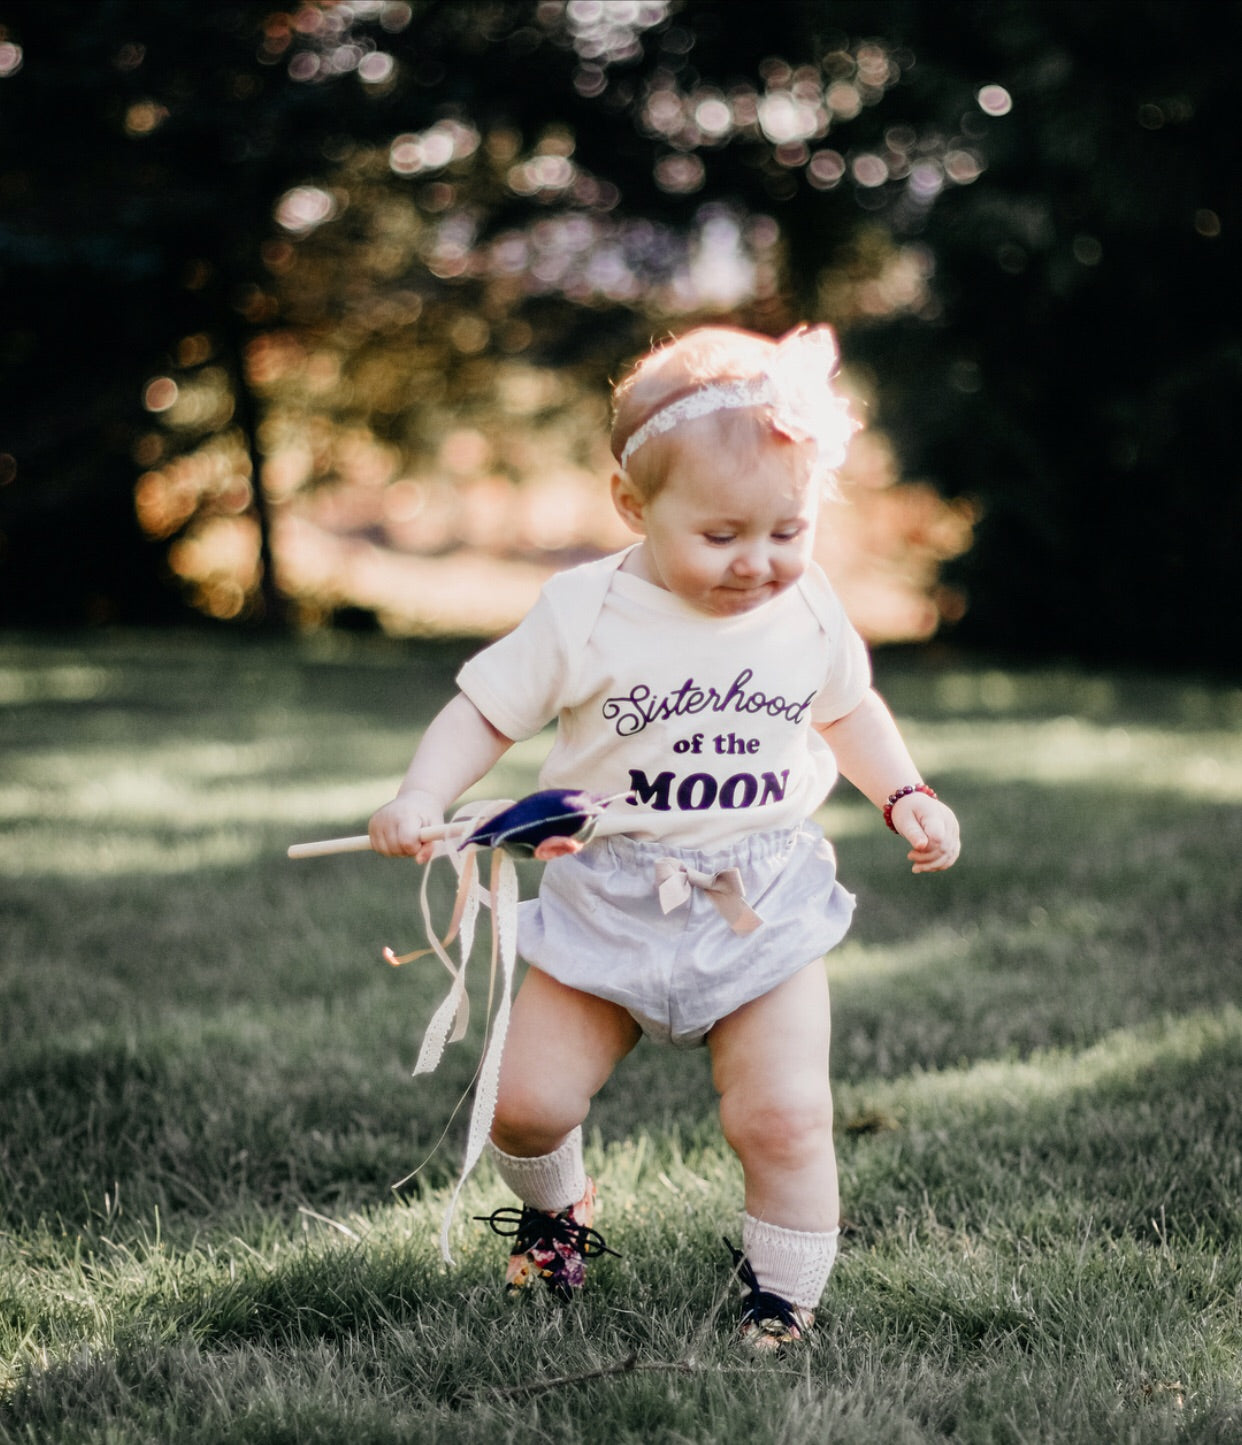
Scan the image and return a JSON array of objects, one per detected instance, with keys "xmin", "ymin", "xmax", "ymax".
[{"xmin": 222, "ymin": 317, "xmax": 286, "ymax": 628}]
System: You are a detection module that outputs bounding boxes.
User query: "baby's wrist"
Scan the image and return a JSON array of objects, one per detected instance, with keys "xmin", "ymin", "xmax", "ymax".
[
  {"xmin": 396, "ymin": 785, "xmax": 445, "ymax": 811},
  {"xmin": 882, "ymin": 783, "xmax": 936, "ymax": 832}
]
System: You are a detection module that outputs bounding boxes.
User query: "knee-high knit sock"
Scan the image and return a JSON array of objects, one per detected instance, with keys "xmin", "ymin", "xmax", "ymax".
[
  {"xmin": 487, "ymin": 1126, "xmax": 587, "ymax": 1212},
  {"xmin": 741, "ymin": 1213, "xmax": 840, "ymax": 1310}
]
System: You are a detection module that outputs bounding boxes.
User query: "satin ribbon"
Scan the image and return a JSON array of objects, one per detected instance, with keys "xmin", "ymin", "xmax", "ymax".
[{"xmin": 654, "ymin": 857, "xmax": 763, "ymax": 936}]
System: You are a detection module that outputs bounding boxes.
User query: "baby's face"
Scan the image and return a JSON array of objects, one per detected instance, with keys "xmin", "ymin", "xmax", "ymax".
[{"xmin": 615, "ymin": 425, "xmax": 819, "ymax": 618}]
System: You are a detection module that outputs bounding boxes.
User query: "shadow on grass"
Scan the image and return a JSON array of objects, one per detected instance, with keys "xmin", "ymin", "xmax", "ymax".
[
  {"xmin": 4, "ymin": 1021, "xmax": 1240, "ymax": 1445},
  {"xmin": 2, "ymin": 770, "xmax": 1239, "ymax": 1235},
  {"xmin": 839, "ymin": 1012, "xmax": 1242, "ymax": 1242},
  {"xmin": 3, "ymin": 636, "xmax": 1241, "ymax": 1439}
]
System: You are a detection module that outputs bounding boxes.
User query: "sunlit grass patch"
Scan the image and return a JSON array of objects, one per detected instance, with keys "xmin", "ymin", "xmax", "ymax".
[
  {"xmin": 902, "ymin": 713, "xmax": 1242, "ymax": 803},
  {"xmin": 2, "ymin": 635, "xmax": 1241, "ymax": 1441},
  {"xmin": 879, "ymin": 662, "xmax": 1242, "ymax": 803}
]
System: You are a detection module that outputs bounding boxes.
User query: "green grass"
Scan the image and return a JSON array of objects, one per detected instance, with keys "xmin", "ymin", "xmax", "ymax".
[{"xmin": 1, "ymin": 632, "xmax": 1240, "ymax": 1443}]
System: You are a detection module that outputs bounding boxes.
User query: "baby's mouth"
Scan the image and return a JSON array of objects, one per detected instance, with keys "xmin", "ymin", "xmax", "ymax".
[{"xmin": 716, "ymin": 581, "xmax": 777, "ymax": 609}]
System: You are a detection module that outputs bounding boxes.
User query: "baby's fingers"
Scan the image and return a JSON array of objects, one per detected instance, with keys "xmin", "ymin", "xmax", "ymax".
[
  {"xmin": 908, "ymin": 840, "xmax": 956, "ymax": 873},
  {"xmin": 369, "ymin": 802, "xmax": 442, "ymax": 859},
  {"xmin": 903, "ymin": 802, "xmax": 960, "ymax": 873}
]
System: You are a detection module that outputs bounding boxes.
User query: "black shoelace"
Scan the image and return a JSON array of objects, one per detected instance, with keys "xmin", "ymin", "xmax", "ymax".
[
  {"xmin": 476, "ymin": 1204, "xmax": 620, "ymax": 1261},
  {"xmin": 724, "ymin": 1237, "xmax": 800, "ymax": 1331}
]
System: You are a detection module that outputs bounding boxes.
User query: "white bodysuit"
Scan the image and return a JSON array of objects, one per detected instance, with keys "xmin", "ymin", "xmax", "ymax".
[
  {"xmin": 454, "ymin": 549, "xmax": 872, "ymax": 1046},
  {"xmin": 457, "ymin": 547, "xmax": 870, "ymax": 848}
]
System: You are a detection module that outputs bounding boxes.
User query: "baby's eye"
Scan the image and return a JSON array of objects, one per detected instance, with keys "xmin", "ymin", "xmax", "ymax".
[
  {"xmin": 703, "ymin": 532, "xmax": 736, "ymax": 546},
  {"xmin": 773, "ymin": 525, "xmax": 805, "ymax": 542}
]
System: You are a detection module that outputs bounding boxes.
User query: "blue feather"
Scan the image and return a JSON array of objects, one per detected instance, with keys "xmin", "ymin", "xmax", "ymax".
[{"xmin": 462, "ymin": 788, "xmax": 612, "ymax": 859}]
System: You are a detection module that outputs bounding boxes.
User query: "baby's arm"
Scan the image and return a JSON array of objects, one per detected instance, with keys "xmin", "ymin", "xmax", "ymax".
[
  {"xmin": 368, "ymin": 692, "xmax": 514, "ymax": 862},
  {"xmin": 815, "ymin": 688, "xmax": 960, "ymax": 873}
]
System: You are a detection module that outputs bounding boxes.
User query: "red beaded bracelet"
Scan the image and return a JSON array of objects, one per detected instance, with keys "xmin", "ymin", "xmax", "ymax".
[{"xmin": 883, "ymin": 783, "xmax": 937, "ymax": 833}]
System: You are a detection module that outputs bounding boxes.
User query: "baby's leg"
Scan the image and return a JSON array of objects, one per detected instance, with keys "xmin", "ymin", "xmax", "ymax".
[
  {"xmin": 491, "ymin": 965, "xmax": 640, "ymax": 1159},
  {"xmin": 486, "ymin": 968, "xmax": 639, "ymax": 1295},
  {"xmin": 709, "ymin": 959, "xmax": 838, "ymax": 1333},
  {"xmin": 710, "ymin": 958, "xmax": 837, "ymax": 1226}
]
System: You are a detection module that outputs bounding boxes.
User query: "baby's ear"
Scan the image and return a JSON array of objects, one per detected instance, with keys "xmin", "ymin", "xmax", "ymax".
[{"xmin": 610, "ymin": 470, "xmax": 647, "ymax": 534}]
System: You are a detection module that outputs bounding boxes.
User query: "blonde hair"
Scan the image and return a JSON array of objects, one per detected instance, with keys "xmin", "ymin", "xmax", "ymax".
[{"xmin": 610, "ymin": 325, "xmax": 853, "ymax": 498}]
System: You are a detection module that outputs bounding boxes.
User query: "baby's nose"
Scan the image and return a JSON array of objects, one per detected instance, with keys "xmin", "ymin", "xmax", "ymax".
[{"xmin": 730, "ymin": 544, "xmax": 766, "ymax": 577}]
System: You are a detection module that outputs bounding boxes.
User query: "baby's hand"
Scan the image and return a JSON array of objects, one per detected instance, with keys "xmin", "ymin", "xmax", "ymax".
[
  {"xmin": 890, "ymin": 793, "xmax": 960, "ymax": 874},
  {"xmin": 368, "ymin": 789, "xmax": 444, "ymax": 864}
]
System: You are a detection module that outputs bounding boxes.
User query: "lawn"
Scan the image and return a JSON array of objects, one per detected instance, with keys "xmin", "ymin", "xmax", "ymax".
[{"xmin": 1, "ymin": 631, "xmax": 1240, "ymax": 1443}]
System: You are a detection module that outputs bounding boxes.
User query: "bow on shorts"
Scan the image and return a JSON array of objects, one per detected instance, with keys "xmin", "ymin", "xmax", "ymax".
[{"xmin": 653, "ymin": 857, "xmax": 763, "ymax": 935}]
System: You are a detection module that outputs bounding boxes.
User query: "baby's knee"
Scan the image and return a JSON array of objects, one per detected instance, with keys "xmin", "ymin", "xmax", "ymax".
[
  {"xmin": 720, "ymin": 1084, "xmax": 834, "ymax": 1167},
  {"xmin": 491, "ymin": 1080, "xmax": 584, "ymax": 1157}
]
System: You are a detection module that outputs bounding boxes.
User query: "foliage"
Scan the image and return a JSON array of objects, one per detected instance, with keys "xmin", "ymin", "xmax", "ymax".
[
  {"xmin": 0, "ymin": 2, "xmax": 1239, "ymax": 665},
  {"xmin": 0, "ymin": 0, "xmax": 947, "ymax": 630},
  {"xmin": 868, "ymin": 0, "xmax": 1242, "ymax": 666},
  {"xmin": 1, "ymin": 633, "xmax": 1241, "ymax": 1438}
]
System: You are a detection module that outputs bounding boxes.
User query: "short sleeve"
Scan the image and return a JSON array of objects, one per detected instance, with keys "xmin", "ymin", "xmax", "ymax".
[
  {"xmin": 811, "ymin": 622, "xmax": 871, "ymax": 723},
  {"xmin": 801, "ymin": 569, "xmax": 872, "ymax": 724},
  {"xmin": 455, "ymin": 590, "xmax": 569, "ymax": 741}
]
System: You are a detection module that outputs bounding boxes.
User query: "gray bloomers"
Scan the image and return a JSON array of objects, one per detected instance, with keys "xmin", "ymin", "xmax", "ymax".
[{"xmin": 517, "ymin": 822, "xmax": 854, "ymax": 1047}]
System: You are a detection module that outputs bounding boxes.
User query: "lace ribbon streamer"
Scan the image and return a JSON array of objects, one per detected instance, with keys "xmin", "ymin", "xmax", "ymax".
[
  {"xmin": 429, "ymin": 847, "xmax": 520, "ymax": 1264},
  {"xmin": 397, "ymin": 802, "xmax": 765, "ymax": 1259},
  {"xmin": 384, "ymin": 800, "xmax": 519, "ymax": 1264}
]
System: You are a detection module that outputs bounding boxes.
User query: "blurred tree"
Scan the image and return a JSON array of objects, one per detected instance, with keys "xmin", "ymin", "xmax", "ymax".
[
  {"xmin": 0, "ymin": 0, "xmax": 347, "ymax": 623},
  {"xmin": 853, "ymin": 0, "xmax": 1242, "ymax": 667},
  {"xmin": 0, "ymin": 0, "xmax": 1236, "ymax": 666},
  {"xmin": 2, "ymin": 0, "xmax": 942, "ymax": 627}
]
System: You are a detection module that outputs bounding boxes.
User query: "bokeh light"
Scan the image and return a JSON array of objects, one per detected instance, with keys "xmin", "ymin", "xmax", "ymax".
[
  {"xmin": 618, "ymin": 34, "xmax": 990, "ymax": 214},
  {"xmin": 143, "ymin": 377, "xmax": 179, "ymax": 413},
  {"xmin": 807, "ymin": 150, "xmax": 846, "ymax": 189},
  {"xmin": 109, "ymin": 5, "xmax": 983, "ymax": 640},
  {"xmin": 977, "ymin": 84, "xmax": 1013, "ymax": 117},
  {"xmin": 124, "ymin": 101, "xmax": 168, "ymax": 138},
  {"xmin": 943, "ymin": 149, "xmax": 983, "ymax": 184},
  {"xmin": 562, "ymin": 0, "xmax": 670, "ymax": 66},
  {"xmin": 358, "ymin": 51, "xmax": 395, "ymax": 84},
  {"xmin": 388, "ymin": 120, "xmax": 479, "ymax": 177},
  {"xmin": 654, "ymin": 153, "xmax": 705, "ymax": 194},
  {"xmin": 1072, "ymin": 234, "xmax": 1103, "ymax": 266},
  {"xmin": 274, "ymin": 186, "xmax": 338, "ymax": 235},
  {"xmin": 851, "ymin": 154, "xmax": 889, "ymax": 188}
]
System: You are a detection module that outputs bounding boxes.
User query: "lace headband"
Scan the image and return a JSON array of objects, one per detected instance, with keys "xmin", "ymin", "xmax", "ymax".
[{"xmin": 617, "ymin": 326, "xmax": 853, "ymax": 474}]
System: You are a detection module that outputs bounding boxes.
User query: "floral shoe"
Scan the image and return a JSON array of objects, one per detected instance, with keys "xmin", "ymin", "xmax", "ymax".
[
  {"xmin": 476, "ymin": 1179, "xmax": 618, "ymax": 1301},
  {"xmin": 725, "ymin": 1238, "xmax": 815, "ymax": 1351}
]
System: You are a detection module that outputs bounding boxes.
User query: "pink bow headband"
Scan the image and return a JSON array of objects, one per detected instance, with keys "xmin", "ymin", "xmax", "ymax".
[{"xmin": 617, "ymin": 326, "xmax": 855, "ymax": 476}]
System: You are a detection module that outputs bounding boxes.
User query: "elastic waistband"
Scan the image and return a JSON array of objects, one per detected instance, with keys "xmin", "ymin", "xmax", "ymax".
[{"xmin": 591, "ymin": 822, "xmax": 816, "ymax": 873}]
